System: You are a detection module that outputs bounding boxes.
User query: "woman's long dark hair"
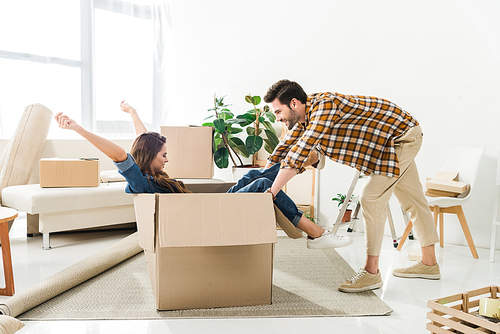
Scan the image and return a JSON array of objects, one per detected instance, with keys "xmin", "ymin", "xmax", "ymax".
[{"xmin": 130, "ymin": 132, "xmax": 191, "ymax": 193}]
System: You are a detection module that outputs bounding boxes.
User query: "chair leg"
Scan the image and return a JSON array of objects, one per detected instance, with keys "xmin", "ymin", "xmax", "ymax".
[
  {"xmin": 432, "ymin": 206, "xmax": 443, "ymax": 248},
  {"xmin": 439, "ymin": 211, "xmax": 444, "ymax": 248},
  {"xmin": 490, "ymin": 223, "xmax": 498, "ymax": 263},
  {"xmin": 453, "ymin": 205, "xmax": 478, "ymax": 259},
  {"xmin": 396, "ymin": 220, "xmax": 414, "ymax": 251}
]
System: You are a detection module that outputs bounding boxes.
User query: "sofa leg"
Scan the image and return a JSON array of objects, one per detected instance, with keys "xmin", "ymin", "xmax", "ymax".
[{"xmin": 42, "ymin": 233, "xmax": 51, "ymax": 250}]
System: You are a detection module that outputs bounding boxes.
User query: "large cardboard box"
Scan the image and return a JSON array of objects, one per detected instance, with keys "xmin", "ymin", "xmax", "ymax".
[
  {"xmin": 39, "ymin": 158, "xmax": 99, "ymax": 188},
  {"xmin": 160, "ymin": 126, "xmax": 213, "ymax": 179},
  {"xmin": 133, "ymin": 183, "xmax": 277, "ymax": 311}
]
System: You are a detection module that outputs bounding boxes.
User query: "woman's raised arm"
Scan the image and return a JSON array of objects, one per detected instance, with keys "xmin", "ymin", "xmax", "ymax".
[
  {"xmin": 120, "ymin": 101, "xmax": 147, "ymax": 135},
  {"xmin": 54, "ymin": 112, "xmax": 128, "ymax": 162}
]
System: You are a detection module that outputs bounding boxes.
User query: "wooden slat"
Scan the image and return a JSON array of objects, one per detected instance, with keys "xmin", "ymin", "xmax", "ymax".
[{"xmin": 428, "ymin": 312, "xmax": 493, "ymax": 334}]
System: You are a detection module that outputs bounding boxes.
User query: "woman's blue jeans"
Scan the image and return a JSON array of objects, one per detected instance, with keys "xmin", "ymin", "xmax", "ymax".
[{"xmin": 227, "ymin": 163, "xmax": 303, "ymax": 226}]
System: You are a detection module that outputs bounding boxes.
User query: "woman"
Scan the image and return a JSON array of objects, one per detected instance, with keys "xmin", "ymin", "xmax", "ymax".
[{"xmin": 54, "ymin": 102, "xmax": 352, "ymax": 248}]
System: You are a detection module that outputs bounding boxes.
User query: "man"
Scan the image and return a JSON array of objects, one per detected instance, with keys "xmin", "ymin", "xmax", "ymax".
[{"xmin": 264, "ymin": 79, "xmax": 440, "ymax": 293}]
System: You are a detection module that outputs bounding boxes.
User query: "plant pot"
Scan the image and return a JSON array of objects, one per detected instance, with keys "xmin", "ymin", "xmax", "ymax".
[
  {"xmin": 341, "ymin": 209, "xmax": 352, "ymax": 222},
  {"xmin": 231, "ymin": 165, "xmax": 261, "ymax": 182}
]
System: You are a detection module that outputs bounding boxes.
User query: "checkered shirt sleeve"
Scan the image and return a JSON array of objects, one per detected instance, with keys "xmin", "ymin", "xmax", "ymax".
[{"xmin": 270, "ymin": 92, "xmax": 419, "ymax": 177}]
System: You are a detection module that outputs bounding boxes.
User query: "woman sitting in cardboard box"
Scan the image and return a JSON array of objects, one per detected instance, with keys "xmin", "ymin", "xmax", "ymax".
[{"xmin": 54, "ymin": 102, "xmax": 352, "ymax": 250}]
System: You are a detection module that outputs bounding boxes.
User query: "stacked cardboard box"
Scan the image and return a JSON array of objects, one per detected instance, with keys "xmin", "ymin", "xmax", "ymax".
[
  {"xmin": 134, "ymin": 127, "xmax": 285, "ymax": 311},
  {"xmin": 425, "ymin": 171, "xmax": 468, "ymax": 197},
  {"xmin": 160, "ymin": 126, "xmax": 214, "ymax": 179},
  {"xmin": 39, "ymin": 158, "xmax": 100, "ymax": 188}
]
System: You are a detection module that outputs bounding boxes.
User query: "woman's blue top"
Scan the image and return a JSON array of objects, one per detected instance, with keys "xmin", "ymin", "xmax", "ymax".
[{"xmin": 113, "ymin": 153, "xmax": 174, "ymax": 194}]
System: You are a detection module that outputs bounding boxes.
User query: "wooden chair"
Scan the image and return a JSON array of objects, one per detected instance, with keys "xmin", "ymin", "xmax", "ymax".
[{"xmin": 397, "ymin": 147, "xmax": 485, "ymax": 259}]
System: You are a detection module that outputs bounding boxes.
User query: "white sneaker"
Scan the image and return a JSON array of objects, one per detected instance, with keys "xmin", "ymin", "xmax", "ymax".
[{"xmin": 307, "ymin": 230, "xmax": 353, "ymax": 249}]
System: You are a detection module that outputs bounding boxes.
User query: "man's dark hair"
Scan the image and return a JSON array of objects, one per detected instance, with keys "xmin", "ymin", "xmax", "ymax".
[{"xmin": 264, "ymin": 79, "xmax": 307, "ymax": 106}]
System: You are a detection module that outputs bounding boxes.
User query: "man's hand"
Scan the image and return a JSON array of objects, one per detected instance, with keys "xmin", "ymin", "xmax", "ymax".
[{"xmin": 54, "ymin": 112, "xmax": 80, "ymax": 131}]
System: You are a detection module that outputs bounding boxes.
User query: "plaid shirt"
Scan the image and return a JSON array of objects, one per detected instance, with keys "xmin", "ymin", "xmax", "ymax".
[{"xmin": 268, "ymin": 92, "xmax": 419, "ymax": 178}]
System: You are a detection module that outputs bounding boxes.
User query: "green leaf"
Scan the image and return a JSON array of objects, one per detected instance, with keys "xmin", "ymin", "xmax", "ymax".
[
  {"xmin": 265, "ymin": 111, "xmax": 276, "ymax": 122},
  {"xmin": 225, "ymin": 118, "xmax": 246, "ymax": 125},
  {"xmin": 246, "ymin": 127, "xmax": 262, "ymax": 136},
  {"xmin": 214, "ymin": 147, "xmax": 229, "ymax": 169},
  {"xmin": 246, "ymin": 135, "xmax": 263, "ymax": 155},
  {"xmin": 263, "ymin": 140, "xmax": 272, "ymax": 154},
  {"xmin": 258, "ymin": 116, "xmax": 265, "ymax": 123},
  {"xmin": 240, "ymin": 113, "xmax": 256, "ymax": 122},
  {"xmin": 202, "ymin": 122, "xmax": 214, "ymax": 127},
  {"xmin": 261, "ymin": 121, "xmax": 274, "ymax": 133},
  {"xmin": 214, "ymin": 137, "xmax": 222, "ymax": 149},
  {"xmin": 229, "ymin": 127, "xmax": 243, "ymax": 134},
  {"xmin": 203, "ymin": 114, "xmax": 215, "ymax": 121},
  {"xmin": 213, "ymin": 118, "xmax": 226, "ymax": 134},
  {"xmin": 219, "ymin": 111, "xmax": 234, "ymax": 120},
  {"xmin": 263, "ymin": 105, "xmax": 270, "ymax": 112},
  {"xmin": 252, "ymin": 95, "xmax": 261, "ymax": 105},
  {"xmin": 264, "ymin": 129, "xmax": 279, "ymax": 148},
  {"xmin": 228, "ymin": 137, "xmax": 250, "ymax": 158},
  {"xmin": 245, "ymin": 95, "xmax": 253, "ymax": 104}
]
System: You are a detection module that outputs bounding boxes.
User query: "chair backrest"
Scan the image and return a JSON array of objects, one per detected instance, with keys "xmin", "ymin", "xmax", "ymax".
[
  {"xmin": 0, "ymin": 104, "xmax": 52, "ymax": 203},
  {"xmin": 440, "ymin": 146, "xmax": 485, "ymax": 199}
]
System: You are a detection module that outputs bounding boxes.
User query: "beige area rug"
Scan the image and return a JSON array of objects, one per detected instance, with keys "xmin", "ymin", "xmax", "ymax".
[{"xmin": 14, "ymin": 237, "xmax": 391, "ymax": 320}]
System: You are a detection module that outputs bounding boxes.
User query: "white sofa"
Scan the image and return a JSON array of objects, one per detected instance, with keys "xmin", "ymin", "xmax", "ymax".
[{"xmin": 1, "ymin": 182, "xmax": 135, "ymax": 250}]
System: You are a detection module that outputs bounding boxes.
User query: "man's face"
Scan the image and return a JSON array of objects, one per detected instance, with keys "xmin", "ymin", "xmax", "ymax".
[{"xmin": 271, "ymin": 99, "xmax": 301, "ymax": 130}]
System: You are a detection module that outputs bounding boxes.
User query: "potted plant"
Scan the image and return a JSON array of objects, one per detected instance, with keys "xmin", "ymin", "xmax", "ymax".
[
  {"xmin": 332, "ymin": 193, "xmax": 354, "ymax": 222},
  {"xmin": 231, "ymin": 94, "xmax": 280, "ymax": 167},
  {"xmin": 202, "ymin": 95, "xmax": 247, "ymax": 169},
  {"xmin": 202, "ymin": 94, "xmax": 280, "ymax": 169}
]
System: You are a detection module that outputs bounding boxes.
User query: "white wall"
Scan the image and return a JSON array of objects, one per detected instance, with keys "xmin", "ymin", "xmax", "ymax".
[
  {"xmin": 2, "ymin": 1, "xmax": 499, "ymax": 250},
  {"xmin": 167, "ymin": 0, "xmax": 500, "ymax": 249}
]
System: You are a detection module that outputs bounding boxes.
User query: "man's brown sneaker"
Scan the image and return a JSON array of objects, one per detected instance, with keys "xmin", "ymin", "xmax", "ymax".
[
  {"xmin": 338, "ymin": 268, "xmax": 383, "ymax": 293},
  {"xmin": 392, "ymin": 261, "xmax": 441, "ymax": 279}
]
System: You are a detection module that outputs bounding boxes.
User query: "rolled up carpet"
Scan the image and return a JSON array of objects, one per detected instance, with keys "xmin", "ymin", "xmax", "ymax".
[{"xmin": 0, "ymin": 232, "xmax": 142, "ymax": 317}]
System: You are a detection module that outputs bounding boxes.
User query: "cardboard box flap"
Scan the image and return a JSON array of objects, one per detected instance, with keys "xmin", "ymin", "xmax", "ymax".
[
  {"xmin": 133, "ymin": 194, "xmax": 157, "ymax": 253},
  {"xmin": 274, "ymin": 204, "xmax": 303, "ymax": 239},
  {"xmin": 181, "ymin": 179, "xmax": 236, "ymax": 194},
  {"xmin": 157, "ymin": 193, "xmax": 277, "ymax": 248}
]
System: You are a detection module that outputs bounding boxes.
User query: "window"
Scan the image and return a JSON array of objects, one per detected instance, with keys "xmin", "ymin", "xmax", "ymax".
[{"xmin": 0, "ymin": 0, "xmax": 165, "ymax": 139}]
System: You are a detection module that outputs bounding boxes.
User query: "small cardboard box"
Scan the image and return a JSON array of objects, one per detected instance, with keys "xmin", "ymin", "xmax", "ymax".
[
  {"xmin": 160, "ymin": 126, "xmax": 213, "ymax": 179},
  {"xmin": 40, "ymin": 158, "xmax": 99, "ymax": 188},
  {"xmin": 133, "ymin": 183, "xmax": 277, "ymax": 311},
  {"xmin": 425, "ymin": 171, "xmax": 468, "ymax": 196}
]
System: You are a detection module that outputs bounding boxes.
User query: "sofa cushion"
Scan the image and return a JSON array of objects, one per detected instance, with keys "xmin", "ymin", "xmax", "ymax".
[
  {"xmin": 1, "ymin": 182, "xmax": 133, "ymax": 215},
  {"xmin": 0, "ymin": 104, "xmax": 52, "ymax": 203}
]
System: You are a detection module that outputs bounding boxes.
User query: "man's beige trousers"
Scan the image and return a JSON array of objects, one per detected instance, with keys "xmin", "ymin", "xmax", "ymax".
[{"xmin": 360, "ymin": 125, "xmax": 439, "ymax": 256}]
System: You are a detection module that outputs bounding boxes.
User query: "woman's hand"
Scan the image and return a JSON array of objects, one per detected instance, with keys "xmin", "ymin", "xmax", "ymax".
[
  {"xmin": 120, "ymin": 100, "xmax": 147, "ymax": 134},
  {"xmin": 54, "ymin": 112, "xmax": 80, "ymax": 131},
  {"xmin": 120, "ymin": 100, "xmax": 136, "ymax": 115}
]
